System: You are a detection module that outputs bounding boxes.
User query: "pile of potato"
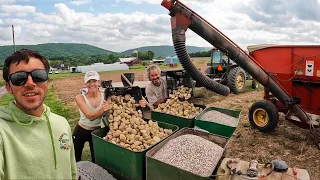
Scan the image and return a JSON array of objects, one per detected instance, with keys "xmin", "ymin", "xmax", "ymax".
[
  {"xmin": 154, "ymin": 98, "xmax": 203, "ymax": 118},
  {"xmin": 169, "ymin": 86, "xmax": 192, "ymax": 100},
  {"xmin": 103, "ymin": 94, "xmax": 173, "ymax": 152}
]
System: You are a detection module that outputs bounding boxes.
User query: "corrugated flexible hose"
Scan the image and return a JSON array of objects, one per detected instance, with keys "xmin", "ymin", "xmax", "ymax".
[{"xmin": 172, "ymin": 30, "xmax": 230, "ymax": 96}]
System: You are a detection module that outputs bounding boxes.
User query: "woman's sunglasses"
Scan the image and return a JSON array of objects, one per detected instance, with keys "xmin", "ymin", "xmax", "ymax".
[{"xmin": 8, "ymin": 69, "xmax": 49, "ymax": 86}]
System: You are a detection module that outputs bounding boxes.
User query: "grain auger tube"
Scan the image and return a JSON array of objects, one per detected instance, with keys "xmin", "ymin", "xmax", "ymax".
[{"xmin": 161, "ymin": 0, "xmax": 310, "ymax": 125}]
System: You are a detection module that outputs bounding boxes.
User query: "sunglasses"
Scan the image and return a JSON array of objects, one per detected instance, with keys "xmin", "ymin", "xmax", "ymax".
[{"xmin": 8, "ymin": 69, "xmax": 49, "ymax": 86}]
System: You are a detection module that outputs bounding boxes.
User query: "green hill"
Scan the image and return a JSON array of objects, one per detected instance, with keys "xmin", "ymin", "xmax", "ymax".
[
  {"xmin": 121, "ymin": 45, "xmax": 211, "ymax": 57},
  {"xmin": 0, "ymin": 43, "xmax": 116, "ymax": 61},
  {"xmin": 0, "ymin": 44, "xmax": 211, "ymax": 66}
]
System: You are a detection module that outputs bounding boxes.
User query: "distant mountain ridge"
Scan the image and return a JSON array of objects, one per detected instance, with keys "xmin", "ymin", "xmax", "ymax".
[
  {"xmin": 121, "ymin": 45, "xmax": 211, "ymax": 57},
  {"xmin": 0, "ymin": 43, "xmax": 211, "ymax": 65},
  {"xmin": 0, "ymin": 43, "xmax": 115, "ymax": 60}
]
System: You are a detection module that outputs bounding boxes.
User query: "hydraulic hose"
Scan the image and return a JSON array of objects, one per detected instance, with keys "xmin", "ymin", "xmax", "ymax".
[{"xmin": 172, "ymin": 29, "xmax": 230, "ymax": 96}]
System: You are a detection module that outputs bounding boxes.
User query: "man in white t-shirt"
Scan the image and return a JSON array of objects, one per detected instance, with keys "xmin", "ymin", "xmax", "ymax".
[{"xmin": 145, "ymin": 64, "xmax": 168, "ymax": 109}]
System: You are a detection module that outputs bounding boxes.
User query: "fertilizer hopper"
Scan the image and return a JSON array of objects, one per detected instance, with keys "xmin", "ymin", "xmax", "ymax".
[{"xmin": 247, "ymin": 45, "xmax": 320, "ymax": 133}]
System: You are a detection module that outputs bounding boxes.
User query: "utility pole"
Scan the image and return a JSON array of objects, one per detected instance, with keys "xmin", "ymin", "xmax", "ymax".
[{"xmin": 12, "ymin": 25, "xmax": 16, "ymax": 53}]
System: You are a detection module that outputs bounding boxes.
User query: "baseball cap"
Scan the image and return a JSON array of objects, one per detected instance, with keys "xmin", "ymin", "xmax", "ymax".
[{"xmin": 84, "ymin": 71, "xmax": 100, "ymax": 83}]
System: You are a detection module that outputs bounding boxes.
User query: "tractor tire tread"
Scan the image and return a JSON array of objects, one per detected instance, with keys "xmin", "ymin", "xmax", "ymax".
[
  {"xmin": 227, "ymin": 67, "xmax": 246, "ymax": 94},
  {"xmin": 249, "ymin": 100, "xmax": 279, "ymax": 133}
]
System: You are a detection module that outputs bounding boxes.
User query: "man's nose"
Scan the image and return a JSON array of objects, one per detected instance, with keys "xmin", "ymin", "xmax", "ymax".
[{"xmin": 25, "ymin": 75, "xmax": 36, "ymax": 87}]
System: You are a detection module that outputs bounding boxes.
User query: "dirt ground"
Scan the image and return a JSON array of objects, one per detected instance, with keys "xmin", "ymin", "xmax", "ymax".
[{"xmin": 53, "ymin": 62, "xmax": 320, "ymax": 179}]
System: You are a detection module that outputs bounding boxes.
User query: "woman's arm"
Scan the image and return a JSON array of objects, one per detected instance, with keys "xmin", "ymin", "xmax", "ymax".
[{"xmin": 75, "ymin": 94, "xmax": 109, "ymax": 121}]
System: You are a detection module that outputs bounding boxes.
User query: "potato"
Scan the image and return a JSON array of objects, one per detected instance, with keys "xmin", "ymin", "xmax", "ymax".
[
  {"xmin": 132, "ymin": 129, "xmax": 138, "ymax": 135},
  {"xmin": 136, "ymin": 145, "xmax": 142, "ymax": 151},
  {"xmin": 153, "ymin": 136, "xmax": 161, "ymax": 143},
  {"xmin": 120, "ymin": 134, "xmax": 126, "ymax": 141},
  {"xmin": 150, "ymin": 140, "xmax": 157, "ymax": 145},
  {"xmin": 119, "ymin": 142, "xmax": 125, "ymax": 147},
  {"xmin": 130, "ymin": 144, "xmax": 136, "ymax": 149},
  {"xmin": 164, "ymin": 129, "xmax": 173, "ymax": 135},
  {"xmin": 106, "ymin": 135, "xmax": 113, "ymax": 140},
  {"xmin": 124, "ymin": 94, "xmax": 131, "ymax": 101},
  {"xmin": 114, "ymin": 130, "xmax": 121, "ymax": 137},
  {"xmin": 133, "ymin": 141, "xmax": 141, "ymax": 146},
  {"xmin": 124, "ymin": 144, "xmax": 130, "ymax": 148},
  {"xmin": 157, "ymin": 132, "xmax": 163, "ymax": 138},
  {"xmin": 126, "ymin": 127, "xmax": 133, "ymax": 134},
  {"xmin": 144, "ymin": 144, "xmax": 150, "ymax": 149},
  {"xmin": 139, "ymin": 136, "xmax": 144, "ymax": 142}
]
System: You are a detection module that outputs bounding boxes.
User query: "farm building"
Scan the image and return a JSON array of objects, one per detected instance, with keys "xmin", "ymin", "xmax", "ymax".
[
  {"xmin": 74, "ymin": 63, "xmax": 129, "ymax": 73},
  {"xmin": 152, "ymin": 59, "xmax": 165, "ymax": 64},
  {"xmin": 164, "ymin": 56, "xmax": 179, "ymax": 64},
  {"xmin": 117, "ymin": 57, "xmax": 142, "ymax": 66}
]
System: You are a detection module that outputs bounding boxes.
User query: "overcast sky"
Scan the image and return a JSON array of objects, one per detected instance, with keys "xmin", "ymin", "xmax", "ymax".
[{"xmin": 0, "ymin": 0, "xmax": 320, "ymax": 52}]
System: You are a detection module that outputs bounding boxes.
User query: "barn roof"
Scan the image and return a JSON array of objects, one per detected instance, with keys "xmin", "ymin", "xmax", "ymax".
[{"xmin": 118, "ymin": 57, "xmax": 137, "ymax": 63}]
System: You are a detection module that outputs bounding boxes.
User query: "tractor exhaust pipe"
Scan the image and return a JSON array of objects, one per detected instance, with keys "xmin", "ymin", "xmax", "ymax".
[{"xmin": 162, "ymin": 0, "xmax": 309, "ymax": 123}]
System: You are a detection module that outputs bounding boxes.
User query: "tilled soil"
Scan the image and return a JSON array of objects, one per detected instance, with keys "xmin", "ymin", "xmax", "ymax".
[{"xmin": 53, "ymin": 70, "xmax": 148, "ymax": 107}]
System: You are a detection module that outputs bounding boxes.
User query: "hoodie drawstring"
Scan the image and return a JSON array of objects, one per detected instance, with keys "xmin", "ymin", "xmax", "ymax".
[
  {"xmin": 9, "ymin": 109, "xmax": 57, "ymax": 169},
  {"xmin": 45, "ymin": 113, "xmax": 57, "ymax": 169},
  {"xmin": 9, "ymin": 109, "xmax": 34, "ymax": 126}
]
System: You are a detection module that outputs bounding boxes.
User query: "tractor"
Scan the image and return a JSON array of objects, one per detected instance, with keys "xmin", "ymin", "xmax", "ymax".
[{"xmin": 205, "ymin": 48, "xmax": 247, "ymax": 94}]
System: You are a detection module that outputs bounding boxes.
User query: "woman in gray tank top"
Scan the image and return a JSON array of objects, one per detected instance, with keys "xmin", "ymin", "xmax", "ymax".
[{"xmin": 72, "ymin": 71, "xmax": 110, "ymax": 163}]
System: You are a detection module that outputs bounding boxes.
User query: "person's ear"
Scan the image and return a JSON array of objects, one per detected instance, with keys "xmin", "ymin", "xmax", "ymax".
[{"xmin": 5, "ymin": 82, "xmax": 13, "ymax": 94}]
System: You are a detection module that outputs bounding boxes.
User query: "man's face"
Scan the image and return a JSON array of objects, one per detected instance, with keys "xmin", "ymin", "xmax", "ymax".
[
  {"xmin": 149, "ymin": 68, "xmax": 161, "ymax": 86},
  {"xmin": 5, "ymin": 57, "xmax": 50, "ymax": 114}
]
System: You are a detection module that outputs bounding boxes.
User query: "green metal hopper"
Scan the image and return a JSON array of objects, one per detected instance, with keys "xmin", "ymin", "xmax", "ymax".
[
  {"xmin": 91, "ymin": 120, "xmax": 178, "ymax": 180},
  {"xmin": 151, "ymin": 104, "xmax": 206, "ymax": 129},
  {"xmin": 146, "ymin": 128, "xmax": 230, "ymax": 180},
  {"xmin": 195, "ymin": 106, "xmax": 241, "ymax": 138}
]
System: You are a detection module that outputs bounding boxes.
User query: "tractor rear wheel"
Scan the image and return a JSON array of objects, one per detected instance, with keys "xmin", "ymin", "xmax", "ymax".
[
  {"xmin": 249, "ymin": 100, "xmax": 279, "ymax": 132},
  {"xmin": 227, "ymin": 67, "xmax": 246, "ymax": 94}
]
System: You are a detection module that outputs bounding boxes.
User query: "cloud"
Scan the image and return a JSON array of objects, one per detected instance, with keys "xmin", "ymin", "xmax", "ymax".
[
  {"xmin": 2, "ymin": 0, "xmax": 320, "ymax": 52},
  {"xmin": 0, "ymin": 4, "xmax": 35, "ymax": 16},
  {"xmin": 0, "ymin": 3, "xmax": 172, "ymax": 51},
  {"xmin": 0, "ymin": 0, "xmax": 15, "ymax": 4},
  {"xmin": 71, "ymin": 0, "xmax": 91, "ymax": 5}
]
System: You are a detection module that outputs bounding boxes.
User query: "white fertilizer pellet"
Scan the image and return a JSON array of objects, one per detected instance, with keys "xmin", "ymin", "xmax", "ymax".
[
  {"xmin": 200, "ymin": 110, "xmax": 238, "ymax": 127},
  {"xmin": 152, "ymin": 134, "xmax": 224, "ymax": 177}
]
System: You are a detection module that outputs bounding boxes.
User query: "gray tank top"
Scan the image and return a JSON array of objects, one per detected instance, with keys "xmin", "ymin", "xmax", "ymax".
[{"xmin": 78, "ymin": 93, "xmax": 104, "ymax": 127}]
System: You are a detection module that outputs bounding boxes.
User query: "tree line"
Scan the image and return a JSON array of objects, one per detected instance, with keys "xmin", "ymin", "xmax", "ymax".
[{"xmin": 49, "ymin": 50, "xmax": 158, "ymax": 67}]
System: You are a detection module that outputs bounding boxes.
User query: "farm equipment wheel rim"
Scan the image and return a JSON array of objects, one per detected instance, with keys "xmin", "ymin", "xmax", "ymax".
[
  {"xmin": 236, "ymin": 73, "xmax": 245, "ymax": 89},
  {"xmin": 253, "ymin": 108, "xmax": 268, "ymax": 127}
]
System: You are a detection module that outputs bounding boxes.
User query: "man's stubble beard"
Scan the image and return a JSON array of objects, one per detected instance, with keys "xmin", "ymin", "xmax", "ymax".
[{"xmin": 15, "ymin": 93, "xmax": 47, "ymax": 111}]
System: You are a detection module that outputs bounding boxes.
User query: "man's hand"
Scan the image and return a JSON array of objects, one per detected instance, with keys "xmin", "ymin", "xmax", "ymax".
[
  {"xmin": 102, "ymin": 100, "xmax": 110, "ymax": 111},
  {"xmin": 139, "ymin": 99, "xmax": 147, "ymax": 108}
]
